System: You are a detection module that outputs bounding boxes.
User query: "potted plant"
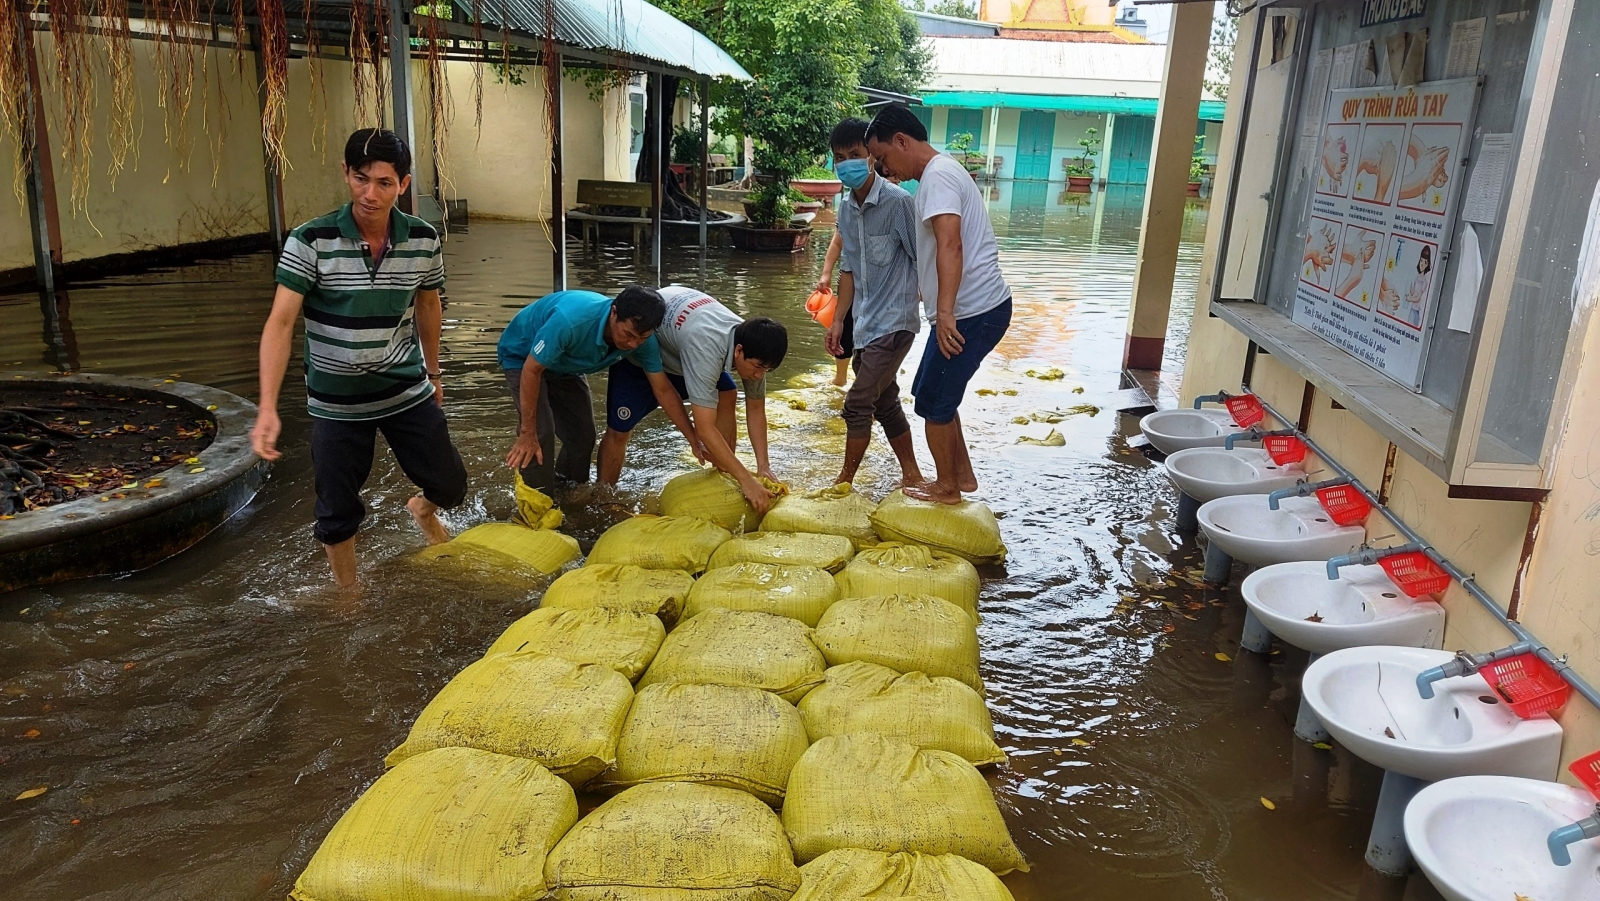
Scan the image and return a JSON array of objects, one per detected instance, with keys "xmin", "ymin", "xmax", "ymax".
[
  {"xmin": 732, "ymin": 181, "xmax": 812, "ymax": 252},
  {"xmin": 1188, "ymin": 135, "xmax": 1207, "ymax": 196},
  {"xmin": 1063, "ymin": 127, "xmax": 1099, "ymax": 192},
  {"xmin": 791, "ymin": 164, "xmax": 843, "ymax": 203},
  {"xmin": 946, "ymin": 132, "xmax": 984, "ymax": 178}
]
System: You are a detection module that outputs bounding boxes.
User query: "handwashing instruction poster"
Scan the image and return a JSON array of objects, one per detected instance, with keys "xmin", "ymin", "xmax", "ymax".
[{"xmin": 1294, "ymin": 78, "xmax": 1478, "ymax": 390}]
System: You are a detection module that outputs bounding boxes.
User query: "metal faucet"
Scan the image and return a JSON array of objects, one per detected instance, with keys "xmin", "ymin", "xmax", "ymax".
[
  {"xmin": 1549, "ymin": 803, "xmax": 1600, "ymax": 866},
  {"xmin": 1324, "ymin": 542, "xmax": 1425, "ymax": 581},
  {"xmin": 1192, "ymin": 391, "xmax": 1230, "ymax": 409},
  {"xmin": 1224, "ymin": 427, "xmax": 1296, "ymax": 450},
  {"xmin": 1413, "ymin": 642, "xmax": 1535, "ymax": 699},
  {"xmin": 1267, "ymin": 477, "xmax": 1350, "ymax": 511}
]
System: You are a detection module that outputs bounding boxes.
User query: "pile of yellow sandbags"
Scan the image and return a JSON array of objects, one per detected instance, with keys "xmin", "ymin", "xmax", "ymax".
[{"xmin": 295, "ymin": 486, "xmax": 1024, "ymax": 901}]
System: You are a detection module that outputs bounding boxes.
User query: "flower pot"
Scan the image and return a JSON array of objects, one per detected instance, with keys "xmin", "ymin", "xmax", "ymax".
[
  {"xmin": 793, "ymin": 200, "xmax": 823, "ymax": 214},
  {"xmin": 1067, "ymin": 176, "xmax": 1093, "ymax": 192},
  {"xmin": 1187, "ymin": 181, "xmax": 1203, "ymax": 197},
  {"xmin": 727, "ymin": 223, "xmax": 813, "ymax": 253},
  {"xmin": 790, "ymin": 179, "xmax": 842, "ymax": 201}
]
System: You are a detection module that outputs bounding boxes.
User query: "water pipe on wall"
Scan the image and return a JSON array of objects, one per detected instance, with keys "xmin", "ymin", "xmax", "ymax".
[{"xmin": 1242, "ymin": 392, "xmax": 1600, "ymax": 715}]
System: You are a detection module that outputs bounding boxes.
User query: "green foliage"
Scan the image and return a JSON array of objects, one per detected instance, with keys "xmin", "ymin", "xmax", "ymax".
[
  {"xmin": 1064, "ymin": 127, "xmax": 1100, "ymax": 178},
  {"xmin": 945, "ymin": 132, "xmax": 974, "ymax": 156},
  {"xmin": 657, "ymin": 0, "xmax": 929, "ymax": 190},
  {"xmin": 905, "ymin": 0, "xmax": 977, "ymax": 18},
  {"xmin": 1206, "ymin": 16, "xmax": 1237, "ymax": 101},
  {"xmin": 748, "ymin": 182, "xmax": 796, "ymax": 227},
  {"xmin": 672, "ymin": 125, "xmax": 706, "ymax": 165},
  {"xmin": 798, "ymin": 164, "xmax": 837, "ymax": 180},
  {"xmin": 1191, "ymin": 134, "xmax": 1208, "ymax": 182}
]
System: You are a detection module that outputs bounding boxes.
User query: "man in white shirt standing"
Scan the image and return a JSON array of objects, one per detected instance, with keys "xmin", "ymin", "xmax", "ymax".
[{"xmin": 866, "ymin": 105, "xmax": 1013, "ymax": 505}]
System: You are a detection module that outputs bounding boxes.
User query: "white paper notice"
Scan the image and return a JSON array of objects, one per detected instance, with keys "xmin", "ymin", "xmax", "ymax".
[
  {"xmin": 1303, "ymin": 49, "xmax": 1335, "ymax": 137},
  {"xmin": 1354, "ymin": 40, "xmax": 1379, "ymax": 88},
  {"xmin": 1331, "ymin": 43, "xmax": 1358, "ymax": 90},
  {"xmin": 1446, "ymin": 18, "xmax": 1486, "ymax": 78},
  {"xmin": 1447, "ymin": 225, "xmax": 1483, "ymax": 333},
  {"xmin": 1463, "ymin": 133, "xmax": 1513, "ymax": 225}
]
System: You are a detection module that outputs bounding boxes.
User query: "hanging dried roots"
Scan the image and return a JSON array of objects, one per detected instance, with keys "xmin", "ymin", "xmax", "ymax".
[
  {"xmin": 259, "ymin": 0, "xmax": 290, "ymax": 171},
  {"xmin": 0, "ymin": 0, "xmax": 30, "ymax": 206},
  {"xmin": 46, "ymin": 0, "xmax": 96, "ymax": 216},
  {"xmin": 100, "ymin": 0, "xmax": 138, "ymax": 185}
]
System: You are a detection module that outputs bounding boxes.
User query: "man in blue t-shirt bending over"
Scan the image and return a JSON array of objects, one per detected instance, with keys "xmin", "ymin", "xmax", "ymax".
[{"xmin": 497, "ymin": 285, "xmax": 699, "ymax": 489}]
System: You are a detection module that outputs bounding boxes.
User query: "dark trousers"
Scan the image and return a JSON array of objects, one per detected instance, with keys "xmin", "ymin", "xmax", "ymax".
[
  {"xmin": 843, "ymin": 330, "xmax": 914, "ymax": 440},
  {"xmin": 504, "ymin": 369, "xmax": 595, "ymax": 490},
  {"xmin": 310, "ymin": 398, "xmax": 468, "ymax": 545}
]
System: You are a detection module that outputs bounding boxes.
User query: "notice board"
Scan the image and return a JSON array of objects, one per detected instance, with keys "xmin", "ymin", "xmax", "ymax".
[{"xmin": 1293, "ymin": 78, "xmax": 1478, "ymax": 390}]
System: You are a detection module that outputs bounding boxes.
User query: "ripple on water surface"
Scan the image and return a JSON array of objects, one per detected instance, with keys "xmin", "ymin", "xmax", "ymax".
[{"xmin": 2, "ymin": 191, "xmax": 1392, "ymax": 900}]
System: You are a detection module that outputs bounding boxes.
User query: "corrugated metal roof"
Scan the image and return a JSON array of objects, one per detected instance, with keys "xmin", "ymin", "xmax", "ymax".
[{"xmin": 474, "ymin": 0, "xmax": 750, "ymax": 80}]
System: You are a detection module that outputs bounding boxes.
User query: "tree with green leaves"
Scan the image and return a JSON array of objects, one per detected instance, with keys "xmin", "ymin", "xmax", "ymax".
[{"xmin": 1206, "ymin": 15, "xmax": 1238, "ymax": 100}]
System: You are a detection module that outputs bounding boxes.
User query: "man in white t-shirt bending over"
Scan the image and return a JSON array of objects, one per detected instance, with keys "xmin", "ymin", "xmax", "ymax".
[
  {"xmin": 596, "ymin": 285, "xmax": 787, "ymax": 514},
  {"xmin": 866, "ymin": 105, "xmax": 1013, "ymax": 505}
]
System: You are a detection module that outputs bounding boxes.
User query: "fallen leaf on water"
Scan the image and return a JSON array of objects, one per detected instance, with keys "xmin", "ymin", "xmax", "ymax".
[
  {"xmin": 185, "ymin": 457, "xmax": 200, "ymax": 464},
  {"xmin": 1313, "ymin": 742, "xmax": 1333, "ymax": 750},
  {"xmin": 1016, "ymin": 430, "xmax": 1065, "ymax": 447},
  {"xmin": 189, "ymin": 467, "xmax": 205, "ymax": 474},
  {"xmin": 1161, "ymin": 623, "xmax": 1176, "ymax": 633},
  {"xmin": 122, "ymin": 662, "xmax": 136, "ymax": 671},
  {"xmin": 1071, "ymin": 738, "xmax": 1091, "ymax": 747},
  {"xmin": 1384, "ymin": 727, "xmax": 1395, "ymax": 739},
  {"xmin": 77, "ymin": 420, "xmax": 90, "ymax": 425},
  {"xmin": 144, "ymin": 479, "xmax": 164, "ymax": 488},
  {"xmin": 1001, "ymin": 389, "xmax": 1018, "ymax": 396},
  {"xmin": 15, "ymin": 786, "xmax": 47, "ymax": 801},
  {"xmin": 22, "ymin": 729, "xmax": 39, "ymax": 739},
  {"xmin": 206, "ymin": 405, "xmax": 217, "ymax": 411},
  {"xmin": 976, "ymin": 388, "xmax": 998, "ymax": 396},
  {"xmin": 121, "ymin": 424, "xmax": 138, "ymax": 432},
  {"xmin": 1260, "ymin": 797, "xmax": 1276, "ymax": 811},
  {"xmin": 151, "ymin": 456, "xmax": 160, "ymax": 462},
  {"xmin": 163, "ymin": 379, "xmax": 175, "ymax": 384},
  {"xmin": 1072, "ymin": 386, "xmax": 1085, "ymax": 394},
  {"xmin": 1010, "ymin": 416, "xmax": 1030, "ymax": 425},
  {"xmin": 1215, "ymin": 652, "xmax": 1232, "ymax": 662},
  {"xmin": 1025, "ymin": 367, "xmax": 1065, "ymax": 381},
  {"xmin": 70, "ymin": 818, "xmax": 80, "ymax": 825}
]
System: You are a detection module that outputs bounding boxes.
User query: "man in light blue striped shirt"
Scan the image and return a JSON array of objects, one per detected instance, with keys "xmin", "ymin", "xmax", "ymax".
[{"xmin": 826, "ymin": 118, "xmax": 925, "ymax": 487}]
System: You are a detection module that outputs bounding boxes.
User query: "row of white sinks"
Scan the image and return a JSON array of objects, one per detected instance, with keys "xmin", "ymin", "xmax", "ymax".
[{"xmin": 1139, "ymin": 406, "xmax": 1598, "ymax": 901}]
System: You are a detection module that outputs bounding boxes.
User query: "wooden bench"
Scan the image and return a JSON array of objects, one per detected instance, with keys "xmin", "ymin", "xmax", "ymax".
[{"xmin": 568, "ymin": 179, "xmax": 653, "ymax": 251}]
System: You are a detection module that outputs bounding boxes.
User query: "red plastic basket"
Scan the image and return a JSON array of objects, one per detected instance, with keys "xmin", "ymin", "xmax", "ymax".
[
  {"xmin": 1479, "ymin": 653, "xmax": 1570, "ymax": 719},
  {"xmin": 1262, "ymin": 434, "xmax": 1307, "ymax": 465},
  {"xmin": 1315, "ymin": 484, "xmax": 1372, "ymax": 526},
  {"xmin": 1377, "ymin": 551, "xmax": 1452, "ymax": 598},
  {"xmin": 1569, "ymin": 749, "xmax": 1600, "ymax": 799},
  {"xmin": 1224, "ymin": 394, "xmax": 1265, "ymax": 428}
]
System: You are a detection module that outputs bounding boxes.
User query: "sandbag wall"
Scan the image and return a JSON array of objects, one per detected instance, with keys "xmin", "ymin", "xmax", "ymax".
[{"xmin": 291, "ymin": 473, "xmax": 1023, "ymax": 901}]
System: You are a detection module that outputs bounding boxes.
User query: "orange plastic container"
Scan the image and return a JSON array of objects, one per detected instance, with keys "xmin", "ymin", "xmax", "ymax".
[
  {"xmin": 1262, "ymin": 434, "xmax": 1307, "ymax": 465},
  {"xmin": 806, "ymin": 287, "xmax": 837, "ymax": 328},
  {"xmin": 1377, "ymin": 550, "xmax": 1452, "ymax": 598},
  {"xmin": 1569, "ymin": 748, "xmax": 1600, "ymax": 797},
  {"xmin": 1314, "ymin": 484, "xmax": 1372, "ymax": 526},
  {"xmin": 1224, "ymin": 393, "xmax": 1265, "ymax": 428},
  {"xmin": 1479, "ymin": 653, "xmax": 1570, "ymax": 719}
]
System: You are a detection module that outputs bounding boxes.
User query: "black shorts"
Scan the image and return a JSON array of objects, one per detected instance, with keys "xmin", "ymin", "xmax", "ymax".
[
  {"xmin": 309, "ymin": 397, "xmax": 468, "ymax": 545},
  {"xmin": 605, "ymin": 360, "xmax": 735, "ymax": 433}
]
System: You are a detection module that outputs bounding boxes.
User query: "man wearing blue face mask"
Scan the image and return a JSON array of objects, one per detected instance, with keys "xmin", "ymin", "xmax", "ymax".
[{"xmin": 825, "ymin": 117, "xmax": 925, "ymax": 488}]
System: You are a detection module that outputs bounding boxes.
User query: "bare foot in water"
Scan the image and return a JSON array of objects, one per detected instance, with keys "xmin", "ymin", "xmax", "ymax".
[
  {"xmin": 407, "ymin": 495, "xmax": 450, "ymax": 545},
  {"xmin": 904, "ymin": 479, "xmax": 963, "ymax": 505}
]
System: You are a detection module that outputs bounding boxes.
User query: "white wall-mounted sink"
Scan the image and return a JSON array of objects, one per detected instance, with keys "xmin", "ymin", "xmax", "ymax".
[
  {"xmin": 1139, "ymin": 408, "xmax": 1242, "ymax": 455},
  {"xmin": 1242, "ymin": 562, "xmax": 1444, "ymax": 655},
  {"xmin": 1302, "ymin": 646, "xmax": 1564, "ymax": 783},
  {"xmin": 1163, "ymin": 447, "xmax": 1307, "ymax": 503},
  {"xmin": 1198, "ymin": 495, "xmax": 1365, "ymax": 567},
  {"xmin": 1406, "ymin": 775, "xmax": 1600, "ymax": 901}
]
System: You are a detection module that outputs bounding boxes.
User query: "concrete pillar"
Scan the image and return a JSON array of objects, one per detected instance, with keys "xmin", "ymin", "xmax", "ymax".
[
  {"xmin": 1097, "ymin": 113, "xmax": 1116, "ymax": 185},
  {"xmin": 985, "ymin": 106, "xmax": 999, "ymax": 177},
  {"xmin": 1123, "ymin": 1, "xmax": 1213, "ymax": 370}
]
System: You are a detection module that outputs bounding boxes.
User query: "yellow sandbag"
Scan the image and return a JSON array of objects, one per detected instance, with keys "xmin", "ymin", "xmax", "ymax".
[
  {"xmin": 813, "ymin": 595, "xmax": 983, "ymax": 693},
  {"xmin": 782, "ymin": 733, "xmax": 1028, "ymax": 874},
  {"xmin": 798, "ymin": 662, "xmax": 1004, "ymax": 767},
  {"xmin": 792, "ymin": 849, "xmax": 1016, "ymax": 901},
  {"xmin": 708, "ymin": 531, "xmax": 857, "ymax": 573},
  {"xmin": 658, "ymin": 468, "xmax": 762, "ymax": 533},
  {"xmin": 683, "ymin": 562, "xmax": 839, "ymax": 627},
  {"xmin": 514, "ymin": 473, "xmax": 564, "ymax": 530},
  {"xmin": 637, "ymin": 608, "xmax": 826, "ymax": 704},
  {"xmin": 594, "ymin": 682, "xmax": 810, "ymax": 806},
  {"xmin": 586, "ymin": 514, "xmax": 732, "ymax": 574},
  {"xmin": 485, "ymin": 606, "xmax": 664, "ymax": 682},
  {"xmin": 545, "ymin": 782, "xmax": 801, "ymax": 901},
  {"xmin": 835, "ymin": 543, "xmax": 981, "ymax": 621},
  {"xmin": 542, "ymin": 564, "xmax": 693, "ymax": 624},
  {"xmin": 417, "ymin": 522, "xmax": 580, "ymax": 575},
  {"xmin": 761, "ymin": 483, "xmax": 879, "ymax": 548},
  {"xmin": 870, "ymin": 490, "xmax": 1007, "ymax": 565},
  {"xmin": 385, "ymin": 653, "xmax": 633, "ymax": 786},
  {"xmin": 291, "ymin": 747, "xmax": 577, "ymax": 901}
]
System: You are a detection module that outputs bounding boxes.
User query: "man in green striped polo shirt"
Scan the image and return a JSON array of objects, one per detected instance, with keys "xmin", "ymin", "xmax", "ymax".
[{"xmin": 252, "ymin": 129, "xmax": 468, "ymax": 587}]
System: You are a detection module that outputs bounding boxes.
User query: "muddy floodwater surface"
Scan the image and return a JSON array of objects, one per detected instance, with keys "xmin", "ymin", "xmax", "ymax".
[{"xmin": 1, "ymin": 187, "xmax": 1437, "ymax": 900}]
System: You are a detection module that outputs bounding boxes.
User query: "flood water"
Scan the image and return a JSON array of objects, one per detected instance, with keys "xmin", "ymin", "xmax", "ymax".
[{"xmin": 1, "ymin": 185, "xmax": 1441, "ymax": 900}]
